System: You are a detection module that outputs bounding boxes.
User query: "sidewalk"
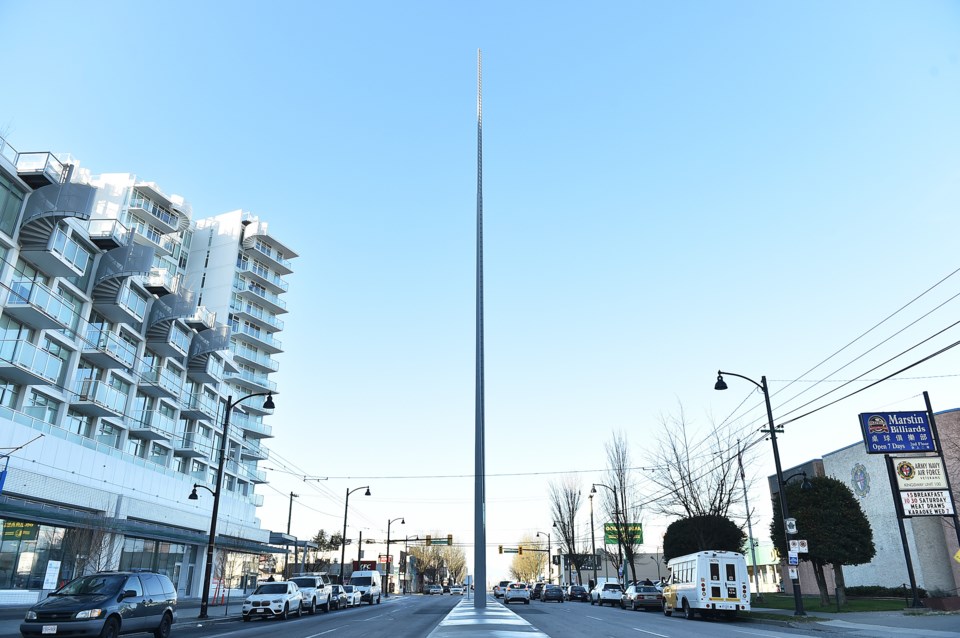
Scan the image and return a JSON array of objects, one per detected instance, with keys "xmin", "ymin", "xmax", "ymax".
[{"xmin": 752, "ymin": 605, "xmax": 960, "ymax": 636}]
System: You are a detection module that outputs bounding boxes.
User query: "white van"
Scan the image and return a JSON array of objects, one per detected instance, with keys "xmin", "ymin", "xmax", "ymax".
[
  {"xmin": 662, "ymin": 550, "xmax": 750, "ymax": 619},
  {"xmin": 349, "ymin": 570, "xmax": 382, "ymax": 604}
]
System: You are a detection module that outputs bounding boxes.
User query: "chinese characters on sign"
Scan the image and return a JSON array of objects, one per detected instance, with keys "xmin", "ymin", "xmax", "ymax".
[{"xmin": 858, "ymin": 411, "xmax": 935, "ymax": 454}]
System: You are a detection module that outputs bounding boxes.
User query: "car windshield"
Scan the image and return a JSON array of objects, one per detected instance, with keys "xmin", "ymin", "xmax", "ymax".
[
  {"xmin": 572, "ymin": 586, "xmax": 585, "ymax": 592},
  {"xmin": 344, "ymin": 586, "xmax": 355, "ymax": 593},
  {"xmin": 639, "ymin": 586, "xmax": 659, "ymax": 593},
  {"xmin": 603, "ymin": 583, "xmax": 622, "ymax": 590},
  {"xmin": 290, "ymin": 578, "xmax": 314, "ymax": 588},
  {"xmin": 254, "ymin": 584, "xmax": 288, "ymax": 595},
  {"xmin": 508, "ymin": 583, "xmax": 526, "ymax": 590},
  {"xmin": 351, "ymin": 577, "xmax": 372, "ymax": 586},
  {"xmin": 55, "ymin": 574, "xmax": 125, "ymax": 596}
]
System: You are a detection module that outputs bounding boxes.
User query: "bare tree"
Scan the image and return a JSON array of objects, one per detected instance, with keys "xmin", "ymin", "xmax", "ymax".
[
  {"xmin": 57, "ymin": 516, "xmax": 120, "ymax": 581},
  {"xmin": 442, "ymin": 546, "xmax": 467, "ymax": 584},
  {"xmin": 549, "ymin": 475, "xmax": 585, "ymax": 585},
  {"xmin": 509, "ymin": 535, "xmax": 545, "ymax": 583},
  {"xmin": 407, "ymin": 536, "xmax": 445, "ymax": 589},
  {"xmin": 645, "ymin": 404, "xmax": 747, "ymax": 519},
  {"xmin": 600, "ymin": 430, "xmax": 643, "ymax": 584}
]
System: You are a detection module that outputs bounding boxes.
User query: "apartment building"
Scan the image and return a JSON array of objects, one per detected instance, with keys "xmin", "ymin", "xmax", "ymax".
[{"xmin": 0, "ymin": 136, "xmax": 294, "ymax": 602}]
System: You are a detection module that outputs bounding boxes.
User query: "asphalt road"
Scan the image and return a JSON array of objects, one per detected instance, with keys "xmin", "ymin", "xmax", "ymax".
[{"xmin": 0, "ymin": 595, "xmax": 461, "ymax": 638}]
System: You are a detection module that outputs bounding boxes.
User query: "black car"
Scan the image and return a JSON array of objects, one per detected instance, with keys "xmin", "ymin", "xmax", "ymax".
[
  {"xmin": 531, "ymin": 583, "xmax": 544, "ymax": 600},
  {"xmin": 20, "ymin": 571, "xmax": 177, "ymax": 638},
  {"xmin": 540, "ymin": 585, "xmax": 564, "ymax": 603},
  {"xmin": 329, "ymin": 585, "xmax": 348, "ymax": 610},
  {"xmin": 565, "ymin": 585, "xmax": 589, "ymax": 602}
]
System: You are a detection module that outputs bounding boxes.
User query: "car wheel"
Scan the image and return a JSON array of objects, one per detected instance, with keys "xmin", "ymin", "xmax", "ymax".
[
  {"xmin": 99, "ymin": 618, "xmax": 119, "ymax": 638},
  {"xmin": 590, "ymin": 598, "xmax": 595, "ymax": 605},
  {"xmin": 242, "ymin": 616, "xmax": 251, "ymax": 622},
  {"xmin": 324, "ymin": 599, "xmax": 330, "ymax": 613},
  {"xmin": 296, "ymin": 601, "xmax": 303, "ymax": 617},
  {"xmin": 153, "ymin": 613, "xmax": 172, "ymax": 638},
  {"xmin": 662, "ymin": 601, "xmax": 672, "ymax": 617},
  {"xmin": 280, "ymin": 603, "xmax": 289, "ymax": 620},
  {"xmin": 683, "ymin": 599, "xmax": 695, "ymax": 620},
  {"xmin": 377, "ymin": 595, "xmax": 381, "ymax": 604},
  {"xmin": 309, "ymin": 599, "xmax": 317, "ymax": 615},
  {"xmin": 524, "ymin": 599, "xmax": 529, "ymax": 605},
  {"xmin": 632, "ymin": 600, "xmax": 637, "ymax": 611},
  {"xmin": 620, "ymin": 600, "xmax": 626, "ymax": 609}
]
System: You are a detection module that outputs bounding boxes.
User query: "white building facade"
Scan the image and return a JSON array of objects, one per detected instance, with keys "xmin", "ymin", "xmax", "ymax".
[{"xmin": 0, "ymin": 135, "xmax": 294, "ymax": 603}]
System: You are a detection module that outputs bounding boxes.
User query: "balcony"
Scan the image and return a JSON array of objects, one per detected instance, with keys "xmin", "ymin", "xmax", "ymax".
[
  {"xmin": 87, "ymin": 219, "xmax": 131, "ymax": 250},
  {"xmin": 143, "ymin": 268, "xmax": 180, "ymax": 297},
  {"xmin": 70, "ymin": 379, "xmax": 127, "ymax": 417},
  {"xmin": 243, "ymin": 236, "xmax": 295, "ymax": 275},
  {"xmin": 231, "ymin": 411, "xmax": 272, "ymax": 439},
  {"xmin": 15, "ymin": 152, "xmax": 64, "ymax": 189},
  {"xmin": 250, "ymin": 493, "xmax": 265, "ymax": 507},
  {"xmin": 180, "ymin": 392, "xmax": 217, "ymax": 421},
  {"xmin": 6, "ymin": 281, "xmax": 78, "ymax": 331},
  {"xmin": 139, "ymin": 366, "xmax": 183, "ymax": 399},
  {"xmin": 245, "ymin": 468, "xmax": 267, "ymax": 484},
  {"xmin": 174, "ymin": 434, "xmax": 212, "ymax": 459},
  {"xmin": 240, "ymin": 439, "xmax": 268, "ymax": 461},
  {"xmin": 83, "ymin": 329, "xmax": 138, "ymax": 370},
  {"xmin": 230, "ymin": 345, "xmax": 279, "ymax": 373},
  {"xmin": 128, "ymin": 409, "xmax": 176, "ymax": 441},
  {"xmin": 238, "ymin": 262, "xmax": 289, "ymax": 294},
  {"xmin": 232, "ymin": 324, "xmax": 282, "ymax": 354},
  {"xmin": 0, "ymin": 340, "xmax": 63, "ymax": 385},
  {"xmin": 131, "ymin": 224, "xmax": 176, "ymax": 257},
  {"xmin": 128, "ymin": 191, "xmax": 179, "ymax": 234},
  {"xmin": 146, "ymin": 323, "xmax": 191, "ymax": 359},
  {"xmin": 233, "ymin": 281, "xmax": 287, "ymax": 314},
  {"xmin": 93, "ymin": 283, "xmax": 149, "ymax": 327},
  {"xmin": 185, "ymin": 306, "xmax": 215, "ymax": 332},
  {"xmin": 21, "ymin": 225, "xmax": 90, "ymax": 279},
  {"xmin": 226, "ymin": 369, "xmax": 277, "ymax": 394},
  {"xmin": 230, "ymin": 298, "xmax": 284, "ymax": 333}
]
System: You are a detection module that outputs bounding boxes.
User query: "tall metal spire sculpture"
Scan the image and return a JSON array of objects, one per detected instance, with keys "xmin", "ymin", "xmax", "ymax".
[{"xmin": 473, "ymin": 48, "xmax": 487, "ymax": 609}]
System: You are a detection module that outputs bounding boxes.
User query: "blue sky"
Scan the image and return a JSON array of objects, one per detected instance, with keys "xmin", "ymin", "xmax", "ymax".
[{"xmin": 2, "ymin": 0, "xmax": 960, "ymax": 580}]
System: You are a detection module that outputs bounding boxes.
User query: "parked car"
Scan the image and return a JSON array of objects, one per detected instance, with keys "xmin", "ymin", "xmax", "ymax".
[
  {"xmin": 622, "ymin": 585, "xmax": 663, "ymax": 611},
  {"xmin": 289, "ymin": 574, "xmax": 333, "ymax": 614},
  {"xmin": 565, "ymin": 585, "xmax": 589, "ymax": 602},
  {"xmin": 493, "ymin": 580, "xmax": 511, "ymax": 598},
  {"xmin": 426, "ymin": 584, "xmax": 443, "ymax": 595},
  {"xmin": 531, "ymin": 583, "xmax": 545, "ymax": 600},
  {"xmin": 342, "ymin": 585, "xmax": 362, "ymax": 607},
  {"xmin": 590, "ymin": 582, "xmax": 624, "ymax": 606},
  {"xmin": 449, "ymin": 585, "xmax": 464, "ymax": 595},
  {"xmin": 329, "ymin": 585, "xmax": 348, "ymax": 610},
  {"xmin": 442, "ymin": 584, "xmax": 450, "ymax": 594},
  {"xmin": 503, "ymin": 582, "xmax": 530, "ymax": 605},
  {"xmin": 241, "ymin": 581, "xmax": 303, "ymax": 621},
  {"xmin": 349, "ymin": 570, "xmax": 382, "ymax": 604},
  {"xmin": 20, "ymin": 571, "xmax": 177, "ymax": 638},
  {"xmin": 540, "ymin": 585, "xmax": 564, "ymax": 603}
]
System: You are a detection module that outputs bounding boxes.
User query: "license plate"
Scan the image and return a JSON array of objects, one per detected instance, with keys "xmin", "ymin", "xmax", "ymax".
[
  {"xmin": 42, "ymin": 627, "xmax": 57, "ymax": 634},
  {"xmin": 256, "ymin": 609, "xmax": 265, "ymax": 613}
]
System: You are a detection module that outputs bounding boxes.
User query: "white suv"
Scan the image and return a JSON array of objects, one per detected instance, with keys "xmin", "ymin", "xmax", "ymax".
[
  {"xmin": 504, "ymin": 582, "xmax": 530, "ymax": 605},
  {"xmin": 591, "ymin": 582, "xmax": 624, "ymax": 607},
  {"xmin": 290, "ymin": 574, "xmax": 333, "ymax": 613}
]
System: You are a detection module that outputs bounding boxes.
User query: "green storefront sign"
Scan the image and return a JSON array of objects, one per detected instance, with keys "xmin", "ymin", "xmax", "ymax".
[
  {"xmin": 603, "ymin": 523, "xmax": 642, "ymax": 545},
  {"xmin": 2, "ymin": 521, "xmax": 38, "ymax": 541}
]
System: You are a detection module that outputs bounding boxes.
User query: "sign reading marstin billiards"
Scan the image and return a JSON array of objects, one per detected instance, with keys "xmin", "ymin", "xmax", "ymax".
[{"xmin": 858, "ymin": 411, "xmax": 935, "ymax": 454}]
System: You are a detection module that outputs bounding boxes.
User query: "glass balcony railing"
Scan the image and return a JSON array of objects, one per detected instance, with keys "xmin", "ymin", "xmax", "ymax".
[
  {"xmin": 248, "ymin": 242, "xmax": 293, "ymax": 271},
  {"xmin": 230, "ymin": 344, "xmax": 280, "ymax": 371},
  {"xmin": 74, "ymin": 379, "xmax": 127, "ymax": 414},
  {"xmin": 129, "ymin": 193, "xmax": 178, "ymax": 228},
  {"xmin": 238, "ymin": 262, "xmax": 289, "ymax": 292},
  {"xmin": 15, "ymin": 152, "xmax": 64, "ymax": 184},
  {"xmin": 179, "ymin": 434, "xmax": 213, "ymax": 454},
  {"xmin": 130, "ymin": 408, "xmax": 177, "ymax": 437},
  {"xmin": 183, "ymin": 392, "xmax": 217, "ymax": 418},
  {"xmin": 50, "ymin": 226, "xmax": 91, "ymax": 273},
  {"xmin": 233, "ymin": 324, "xmax": 282, "ymax": 351},
  {"xmin": 0, "ymin": 135, "xmax": 17, "ymax": 164},
  {"xmin": 228, "ymin": 369, "xmax": 277, "ymax": 392},
  {"xmin": 9, "ymin": 280, "xmax": 78, "ymax": 328},
  {"xmin": 84, "ymin": 329, "xmax": 138, "ymax": 368},
  {"xmin": 87, "ymin": 219, "xmax": 131, "ymax": 246},
  {"xmin": 117, "ymin": 286, "xmax": 147, "ymax": 321},
  {"xmin": 144, "ymin": 268, "xmax": 180, "ymax": 293},
  {"xmin": 229, "ymin": 298, "xmax": 284, "ymax": 331},
  {"xmin": 233, "ymin": 281, "xmax": 287, "ymax": 311},
  {"xmin": 0, "ymin": 340, "xmax": 63, "ymax": 383},
  {"xmin": 140, "ymin": 366, "xmax": 184, "ymax": 396}
]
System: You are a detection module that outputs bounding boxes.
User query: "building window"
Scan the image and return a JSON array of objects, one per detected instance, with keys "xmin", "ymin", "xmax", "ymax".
[{"xmin": 26, "ymin": 390, "xmax": 60, "ymax": 425}]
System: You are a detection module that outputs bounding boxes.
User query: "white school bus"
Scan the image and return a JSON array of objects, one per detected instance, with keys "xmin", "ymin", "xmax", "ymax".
[{"xmin": 662, "ymin": 550, "xmax": 750, "ymax": 620}]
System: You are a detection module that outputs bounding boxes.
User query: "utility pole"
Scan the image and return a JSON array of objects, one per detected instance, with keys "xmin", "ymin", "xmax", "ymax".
[{"xmin": 284, "ymin": 491, "xmax": 298, "ymax": 576}]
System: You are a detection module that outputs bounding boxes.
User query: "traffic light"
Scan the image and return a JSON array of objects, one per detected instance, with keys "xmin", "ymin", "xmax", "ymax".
[
  {"xmin": 498, "ymin": 545, "xmax": 503, "ymax": 554},
  {"xmin": 426, "ymin": 535, "xmax": 432, "ymax": 546},
  {"xmin": 447, "ymin": 534, "xmax": 453, "ymax": 545},
  {"xmin": 518, "ymin": 546, "xmax": 523, "ymax": 555}
]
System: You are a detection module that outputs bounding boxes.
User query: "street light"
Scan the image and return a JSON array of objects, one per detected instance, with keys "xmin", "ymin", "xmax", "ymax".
[
  {"xmin": 340, "ymin": 485, "xmax": 371, "ymax": 582},
  {"xmin": 591, "ymin": 483, "xmax": 622, "ymax": 584},
  {"xmin": 536, "ymin": 531, "xmax": 551, "ymax": 584},
  {"xmin": 589, "ymin": 492, "xmax": 597, "ymax": 587},
  {"xmin": 715, "ymin": 370, "xmax": 806, "ymax": 616},
  {"xmin": 384, "ymin": 517, "xmax": 404, "ymax": 597},
  {"xmin": 189, "ymin": 392, "xmax": 274, "ymax": 620}
]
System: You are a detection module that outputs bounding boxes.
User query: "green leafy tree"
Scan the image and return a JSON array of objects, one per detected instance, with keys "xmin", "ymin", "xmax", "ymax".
[
  {"xmin": 663, "ymin": 515, "xmax": 745, "ymax": 561},
  {"xmin": 770, "ymin": 476, "xmax": 875, "ymax": 606}
]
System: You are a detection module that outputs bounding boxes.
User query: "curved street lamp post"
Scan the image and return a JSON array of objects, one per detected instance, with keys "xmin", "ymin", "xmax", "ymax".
[
  {"xmin": 715, "ymin": 370, "xmax": 805, "ymax": 616},
  {"xmin": 190, "ymin": 392, "xmax": 275, "ymax": 620},
  {"xmin": 384, "ymin": 517, "xmax": 404, "ymax": 596},
  {"xmin": 340, "ymin": 486, "xmax": 371, "ymax": 582}
]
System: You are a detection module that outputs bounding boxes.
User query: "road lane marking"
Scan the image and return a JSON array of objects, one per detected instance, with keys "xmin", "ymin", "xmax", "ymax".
[
  {"xmin": 632, "ymin": 629, "xmax": 669, "ymax": 637},
  {"xmin": 587, "ymin": 615, "xmax": 605, "ymax": 621},
  {"xmin": 730, "ymin": 629, "xmax": 804, "ymax": 638}
]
